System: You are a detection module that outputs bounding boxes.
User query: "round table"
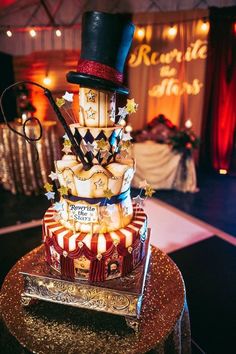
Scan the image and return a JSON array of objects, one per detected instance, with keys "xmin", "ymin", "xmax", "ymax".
[
  {"xmin": 0, "ymin": 120, "xmax": 61, "ymax": 195},
  {"xmin": 0, "ymin": 246, "xmax": 191, "ymax": 354}
]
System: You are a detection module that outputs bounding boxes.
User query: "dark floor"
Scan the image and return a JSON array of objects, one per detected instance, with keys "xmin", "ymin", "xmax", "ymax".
[
  {"xmin": 0, "ymin": 186, "xmax": 49, "ymax": 228},
  {"xmin": 0, "ymin": 171, "xmax": 235, "ymax": 353},
  {"xmin": 155, "ymin": 171, "xmax": 236, "ymax": 237},
  {"xmin": 170, "ymin": 237, "xmax": 236, "ymax": 354}
]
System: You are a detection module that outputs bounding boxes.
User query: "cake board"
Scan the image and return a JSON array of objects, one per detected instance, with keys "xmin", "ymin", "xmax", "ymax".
[{"xmin": 20, "ymin": 231, "xmax": 151, "ymax": 332}]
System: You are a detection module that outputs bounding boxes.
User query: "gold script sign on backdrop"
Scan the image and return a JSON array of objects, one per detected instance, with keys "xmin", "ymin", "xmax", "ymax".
[
  {"xmin": 127, "ymin": 20, "xmax": 208, "ymax": 137},
  {"xmin": 129, "ymin": 40, "xmax": 207, "ymax": 98},
  {"xmin": 129, "ymin": 40, "xmax": 207, "ymax": 67}
]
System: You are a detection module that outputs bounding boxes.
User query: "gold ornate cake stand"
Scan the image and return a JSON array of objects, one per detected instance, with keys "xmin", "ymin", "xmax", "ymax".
[
  {"xmin": 0, "ymin": 245, "xmax": 188, "ymax": 354},
  {"xmin": 20, "ymin": 244, "xmax": 151, "ymax": 332}
]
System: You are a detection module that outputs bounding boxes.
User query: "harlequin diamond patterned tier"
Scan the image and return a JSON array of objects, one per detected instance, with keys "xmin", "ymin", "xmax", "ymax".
[{"xmin": 70, "ymin": 124, "xmax": 123, "ymax": 165}]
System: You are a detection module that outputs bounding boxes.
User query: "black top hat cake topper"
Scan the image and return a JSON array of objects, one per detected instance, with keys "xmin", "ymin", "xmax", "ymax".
[{"xmin": 67, "ymin": 11, "xmax": 135, "ymax": 95}]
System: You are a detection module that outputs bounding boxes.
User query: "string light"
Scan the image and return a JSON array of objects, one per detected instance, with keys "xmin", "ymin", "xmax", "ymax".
[
  {"xmin": 119, "ymin": 119, "xmax": 126, "ymax": 127},
  {"xmin": 125, "ymin": 125, "xmax": 133, "ymax": 133},
  {"xmin": 185, "ymin": 119, "xmax": 192, "ymax": 129},
  {"xmin": 43, "ymin": 76, "xmax": 51, "ymax": 85},
  {"xmin": 168, "ymin": 25, "xmax": 177, "ymax": 38},
  {"xmin": 6, "ymin": 30, "xmax": 12, "ymax": 37},
  {"xmin": 55, "ymin": 29, "xmax": 62, "ymax": 37},
  {"xmin": 201, "ymin": 19, "xmax": 210, "ymax": 33},
  {"xmin": 22, "ymin": 113, "xmax": 27, "ymax": 122},
  {"xmin": 136, "ymin": 27, "xmax": 145, "ymax": 40},
  {"xmin": 29, "ymin": 29, "xmax": 37, "ymax": 37}
]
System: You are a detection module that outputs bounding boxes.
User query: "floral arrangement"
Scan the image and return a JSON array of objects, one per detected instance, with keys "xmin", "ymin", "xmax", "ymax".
[
  {"xmin": 133, "ymin": 114, "xmax": 200, "ymax": 157},
  {"xmin": 169, "ymin": 129, "xmax": 200, "ymax": 157},
  {"xmin": 147, "ymin": 114, "xmax": 176, "ymax": 131},
  {"xmin": 133, "ymin": 114, "xmax": 176, "ymax": 144}
]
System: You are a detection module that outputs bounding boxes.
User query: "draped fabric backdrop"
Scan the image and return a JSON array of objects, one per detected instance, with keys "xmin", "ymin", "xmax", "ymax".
[
  {"xmin": 201, "ymin": 6, "xmax": 236, "ymax": 172},
  {"xmin": 128, "ymin": 9, "xmax": 208, "ymax": 137}
]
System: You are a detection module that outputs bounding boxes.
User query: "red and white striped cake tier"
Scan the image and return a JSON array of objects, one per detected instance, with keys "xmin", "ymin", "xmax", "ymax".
[{"xmin": 43, "ymin": 205, "xmax": 147, "ymax": 256}]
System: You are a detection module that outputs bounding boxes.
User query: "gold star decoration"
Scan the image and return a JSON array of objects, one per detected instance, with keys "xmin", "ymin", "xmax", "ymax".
[
  {"xmin": 62, "ymin": 140, "xmax": 72, "ymax": 154},
  {"xmin": 126, "ymin": 98, "xmax": 138, "ymax": 114},
  {"xmin": 86, "ymin": 106, "xmax": 96, "ymax": 120},
  {"xmin": 96, "ymin": 138, "xmax": 109, "ymax": 150},
  {"xmin": 64, "ymin": 139, "xmax": 72, "ymax": 147},
  {"xmin": 103, "ymin": 188, "xmax": 113, "ymax": 199},
  {"xmin": 99, "ymin": 208, "xmax": 112, "ymax": 223},
  {"xmin": 100, "ymin": 150, "xmax": 112, "ymax": 159},
  {"xmin": 56, "ymin": 97, "xmax": 65, "ymax": 108},
  {"xmin": 117, "ymin": 149, "xmax": 129, "ymax": 159},
  {"xmin": 44, "ymin": 182, "xmax": 53, "ymax": 192},
  {"xmin": 94, "ymin": 178, "xmax": 105, "ymax": 189},
  {"xmin": 145, "ymin": 184, "xmax": 155, "ymax": 198},
  {"xmin": 58, "ymin": 185, "xmax": 68, "ymax": 195},
  {"xmin": 85, "ymin": 89, "xmax": 97, "ymax": 103},
  {"xmin": 120, "ymin": 141, "xmax": 132, "ymax": 150}
]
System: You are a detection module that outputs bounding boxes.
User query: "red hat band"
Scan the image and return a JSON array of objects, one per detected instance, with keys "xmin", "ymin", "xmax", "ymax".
[{"xmin": 77, "ymin": 59, "xmax": 123, "ymax": 85}]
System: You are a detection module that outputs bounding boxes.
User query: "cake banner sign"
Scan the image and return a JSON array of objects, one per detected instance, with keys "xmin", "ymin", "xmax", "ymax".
[{"xmin": 69, "ymin": 203, "xmax": 98, "ymax": 223}]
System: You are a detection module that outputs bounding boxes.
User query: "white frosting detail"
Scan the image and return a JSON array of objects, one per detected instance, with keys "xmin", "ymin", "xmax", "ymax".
[
  {"xmin": 109, "ymin": 231, "xmax": 120, "ymax": 243},
  {"xmin": 120, "ymin": 228, "xmax": 133, "ymax": 248},
  {"xmin": 57, "ymin": 230, "xmax": 70, "ymax": 249},
  {"xmin": 44, "ymin": 217, "xmax": 55, "ymax": 221},
  {"xmin": 68, "ymin": 233, "xmax": 79, "ymax": 252},
  {"xmin": 127, "ymin": 224, "xmax": 139, "ymax": 232},
  {"xmin": 97, "ymin": 234, "xmax": 107, "ymax": 253},
  {"xmin": 132, "ymin": 220, "xmax": 143, "ymax": 226},
  {"xmin": 82, "ymin": 233, "xmax": 92, "ymax": 249}
]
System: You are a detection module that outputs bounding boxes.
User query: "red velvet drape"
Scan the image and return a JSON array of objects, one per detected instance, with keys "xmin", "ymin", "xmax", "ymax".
[{"xmin": 201, "ymin": 7, "xmax": 236, "ymax": 171}]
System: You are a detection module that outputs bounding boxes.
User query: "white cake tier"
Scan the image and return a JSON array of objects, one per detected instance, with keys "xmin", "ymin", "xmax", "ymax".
[
  {"xmin": 55, "ymin": 155, "xmax": 134, "ymax": 197},
  {"xmin": 55, "ymin": 155, "xmax": 135, "ymax": 233},
  {"xmin": 79, "ymin": 87, "xmax": 116, "ymax": 127}
]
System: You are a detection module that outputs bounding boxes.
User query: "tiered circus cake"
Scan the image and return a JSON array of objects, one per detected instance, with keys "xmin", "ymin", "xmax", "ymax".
[
  {"xmin": 42, "ymin": 11, "xmax": 151, "ymax": 283},
  {"xmin": 43, "ymin": 87, "xmax": 149, "ymax": 282}
]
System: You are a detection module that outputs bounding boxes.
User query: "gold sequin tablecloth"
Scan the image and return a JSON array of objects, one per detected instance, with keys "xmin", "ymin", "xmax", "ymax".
[
  {"xmin": 0, "ymin": 121, "xmax": 60, "ymax": 195},
  {"xmin": 0, "ymin": 245, "xmax": 191, "ymax": 354}
]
